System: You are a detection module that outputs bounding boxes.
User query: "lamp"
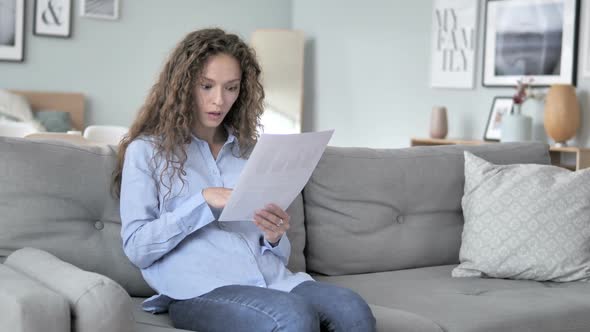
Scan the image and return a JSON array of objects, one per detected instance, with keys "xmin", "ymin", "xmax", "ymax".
[{"xmin": 544, "ymin": 84, "xmax": 580, "ymax": 147}]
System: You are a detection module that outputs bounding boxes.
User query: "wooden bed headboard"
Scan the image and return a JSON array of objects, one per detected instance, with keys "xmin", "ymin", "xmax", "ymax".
[{"xmin": 9, "ymin": 90, "xmax": 85, "ymax": 131}]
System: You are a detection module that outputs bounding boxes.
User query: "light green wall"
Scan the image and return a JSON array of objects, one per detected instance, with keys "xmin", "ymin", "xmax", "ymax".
[
  {"xmin": 294, "ymin": 0, "xmax": 590, "ymax": 148},
  {"xmin": 3, "ymin": 0, "xmax": 590, "ymax": 149},
  {"xmin": 0, "ymin": 0, "xmax": 292, "ymax": 126}
]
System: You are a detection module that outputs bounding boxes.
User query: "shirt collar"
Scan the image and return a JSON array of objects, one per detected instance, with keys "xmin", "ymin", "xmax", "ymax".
[{"xmin": 190, "ymin": 125, "xmax": 236, "ymax": 145}]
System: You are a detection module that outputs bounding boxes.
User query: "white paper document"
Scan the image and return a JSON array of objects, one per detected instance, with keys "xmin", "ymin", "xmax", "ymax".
[{"xmin": 218, "ymin": 130, "xmax": 334, "ymax": 221}]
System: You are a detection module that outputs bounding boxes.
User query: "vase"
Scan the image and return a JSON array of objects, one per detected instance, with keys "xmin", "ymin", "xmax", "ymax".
[
  {"xmin": 429, "ymin": 106, "xmax": 448, "ymax": 139},
  {"xmin": 501, "ymin": 106, "xmax": 532, "ymax": 142},
  {"xmin": 521, "ymin": 99, "xmax": 547, "ymax": 142},
  {"xmin": 544, "ymin": 84, "xmax": 580, "ymax": 146}
]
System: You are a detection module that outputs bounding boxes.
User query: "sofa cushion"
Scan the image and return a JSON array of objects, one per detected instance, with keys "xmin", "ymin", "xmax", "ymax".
[
  {"xmin": 0, "ymin": 136, "xmax": 307, "ymax": 292},
  {"xmin": 454, "ymin": 152, "xmax": 590, "ymax": 281},
  {"xmin": 5, "ymin": 247, "xmax": 135, "ymax": 332},
  {"xmin": 132, "ymin": 297, "xmax": 174, "ymax": 328},
  {"xmin": 368, "ymin": 304, "xmax": 444, "ymax": 332},
  {"xmin": 285, "ymin": 193, "xmax": 306, "ymax": 272},
  {"xmin": 0, "ymin": 137, "xmax": 153, "ymax": 296},
  {"xmin": 304, "ymin": 142, "xmax": 550, "ymax": 275},
  {"xmin": 0, "ymin": 263, "xmax": 70, "ymax": 332},
  {"xmin": 315, "ymin": 265, "xmax": 590, "ymax": 332}
]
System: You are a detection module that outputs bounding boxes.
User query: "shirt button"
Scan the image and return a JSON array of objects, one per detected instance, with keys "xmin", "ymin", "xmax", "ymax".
[{"xmin": 94, "ymin": 221, "xmax": 104, "ymax": 230}]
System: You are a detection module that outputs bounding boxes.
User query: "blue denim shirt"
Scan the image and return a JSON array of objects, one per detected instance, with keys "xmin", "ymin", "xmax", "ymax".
[{"xmin": 120, "ymin": 132, "xmax": 312, "ymax": 313}]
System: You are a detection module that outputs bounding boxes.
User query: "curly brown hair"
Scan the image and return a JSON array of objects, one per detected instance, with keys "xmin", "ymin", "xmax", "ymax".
[{"xmin": 112, "ymin": 28, "xmax": 264, "ymax": 198}]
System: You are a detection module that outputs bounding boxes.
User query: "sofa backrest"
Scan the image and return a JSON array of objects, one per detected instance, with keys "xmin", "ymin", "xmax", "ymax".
[
  {"xmin": 0, "ymin": 137, "xmax": 153, "ymax": 297},
  {"xmin": 303, "ymin": 142, "xmax": 550, "ymax": 276},
  {"xmin": 0, "ymin": 138, "xmax": 551, "ymax": 290},
  {"xmin": 0, "ymin": 137, "xmax": 309, "ymax": 297}
]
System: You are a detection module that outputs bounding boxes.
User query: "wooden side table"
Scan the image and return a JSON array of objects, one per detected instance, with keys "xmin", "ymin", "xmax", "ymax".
[{"xmin": 410, "ymin": 137, "xmax": 590, "ymax": 171}]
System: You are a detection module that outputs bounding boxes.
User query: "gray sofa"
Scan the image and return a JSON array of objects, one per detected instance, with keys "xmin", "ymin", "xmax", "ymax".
[{"xmin": 1, "ymin": 137, "xmax": 589, "ymax": 332}]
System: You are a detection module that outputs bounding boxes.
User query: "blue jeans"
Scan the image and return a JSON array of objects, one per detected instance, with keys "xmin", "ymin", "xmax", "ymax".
[{"xmin": 169, "ymin": 281, "xmax": 376, "ymax": 332}]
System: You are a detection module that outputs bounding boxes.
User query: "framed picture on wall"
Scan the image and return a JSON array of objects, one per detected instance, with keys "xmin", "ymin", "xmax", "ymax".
[
  {"xmin": 80, "ymin": 0, "xmax": 119, "ymax": 20},
  {"xmin": 0, "ymin": 0, "xmax": 25, "ymax": 62},
  {"xmin": 34, "ymin": 0, "xmax": 72, "ymax": 38},
  {"xmin": 582, "ymin": 0, "xmax": 590, "ymax": 77},
  {"xmin": 484, "ymin": 96, "xmax": 514, "ymax": 141},
  {"xmin": 430, "ymin": 0, "xmax": 479, "ymax": 89},
  {"xmin": 482, "ymin": 0, "xmax": 580, "ymax": 87}
]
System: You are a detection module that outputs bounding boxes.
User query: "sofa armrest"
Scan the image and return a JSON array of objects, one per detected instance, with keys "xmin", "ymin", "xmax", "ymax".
[
  {"xmin": 5, "ymin": 248, "xmax": 135, "ymax": 332},
  {"xmin": 0, "ymin": 263, "xmax": 70, "ymax": 332}
]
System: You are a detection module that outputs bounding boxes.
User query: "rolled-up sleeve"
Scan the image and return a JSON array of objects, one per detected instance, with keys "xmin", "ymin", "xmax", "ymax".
[{"xmin": 120, "ymin": 139, "xmax": 215, "ymax": 269}]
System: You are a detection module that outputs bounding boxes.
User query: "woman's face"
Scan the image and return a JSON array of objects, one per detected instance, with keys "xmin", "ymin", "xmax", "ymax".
[{"xmin": 194, "ymin": 53, "xmax": 242, "ymax": 134}]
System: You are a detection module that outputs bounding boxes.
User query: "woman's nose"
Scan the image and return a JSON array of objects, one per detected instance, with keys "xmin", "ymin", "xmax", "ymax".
[{"xmin": 212, "ymin": 87, "xmax": 224, "ymax": 106}]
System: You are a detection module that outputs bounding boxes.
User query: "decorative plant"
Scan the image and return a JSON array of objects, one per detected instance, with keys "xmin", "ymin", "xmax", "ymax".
[{"xmin": 512, "ymin": 77, "xmax": 543, "ymax": 114}]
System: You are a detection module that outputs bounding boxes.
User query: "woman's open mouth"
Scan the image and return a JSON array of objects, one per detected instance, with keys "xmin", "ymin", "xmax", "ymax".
[{"xmin": 207, "ymin": 112, "xmax": 222, "ymax": 120}]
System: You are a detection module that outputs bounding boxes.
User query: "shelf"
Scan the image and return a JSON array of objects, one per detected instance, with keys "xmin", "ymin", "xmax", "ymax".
[{"xmin": 410, "ymin": 137, "xmax": 590, "ymax": 171}]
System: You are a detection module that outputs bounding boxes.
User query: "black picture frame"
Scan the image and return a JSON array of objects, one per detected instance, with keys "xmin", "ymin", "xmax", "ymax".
[
  {"xmin": 484, "ymin": 96, "xmax": 514, "ymax": 141},
  {"xmin": 0, "ymin": 0, "xmax": 25, "ymax": 62},
  {"xmin": 34, "ymin": 0, "xmax": 72, "ymax": 38},
  {"xmin": 482, "ymin": 0, "xmax": 580, "ymax": 87}
]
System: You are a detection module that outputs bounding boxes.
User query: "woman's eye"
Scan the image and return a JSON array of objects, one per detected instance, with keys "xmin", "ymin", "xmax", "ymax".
[
  {"xmin": 227, "ymin": 85, "xmax": 239, "ymax": 92},
  {"xmin": 201, "ymin": 84, "xmax": 212, "ymax": 90}
]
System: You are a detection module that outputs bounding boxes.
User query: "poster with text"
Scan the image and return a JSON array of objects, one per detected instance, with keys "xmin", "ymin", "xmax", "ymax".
[{"xmin": 430, "ymin": 0, "xmax": 479, "ymax": 89}]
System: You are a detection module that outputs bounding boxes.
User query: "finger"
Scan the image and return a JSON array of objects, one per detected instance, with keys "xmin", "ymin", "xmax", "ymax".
[
  {"xmin": 259, "ymin": 210, "xmax": 289, "ymax": 230},
  {"xmin": 256, "ymin": 209, "xmax": 282, "ymax": 227},
  {"xmin": 258, "ymin": 215, "xmax": 287, "ymax": 234},
  {"xmin": 265, "ymin": 204, "xmax": 289, "ymax": 220},
  {"xmin": 254, "ymin": 216, "xmax": 281, "ymax": 234},
  {"xmin": 256, "ymin": 215, "xmax": 282, "ymax": 232},
  {"xmin": 254, "ymin": 220, "xmax": 275, "ymax": 235}
]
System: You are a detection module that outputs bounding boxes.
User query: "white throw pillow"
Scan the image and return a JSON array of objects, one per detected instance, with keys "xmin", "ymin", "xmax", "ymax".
[
  {"xmin": 453, "ymin": 152, "xmax": 590, "ymax": 282},
  {"xmin": 0, "ymin": 89, "xmax": 34, "ymax": 122}
]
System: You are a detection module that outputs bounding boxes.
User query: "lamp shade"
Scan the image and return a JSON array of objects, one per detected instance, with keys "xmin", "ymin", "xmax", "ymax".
[{"xmin": 544, "ymin": 84, "xmax": 580, "ymax": 145}]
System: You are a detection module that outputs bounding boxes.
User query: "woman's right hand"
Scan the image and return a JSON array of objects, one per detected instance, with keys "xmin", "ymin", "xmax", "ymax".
[{"xmin": 202, "ymin": 187, "xmax": 233, "ymax": 209}]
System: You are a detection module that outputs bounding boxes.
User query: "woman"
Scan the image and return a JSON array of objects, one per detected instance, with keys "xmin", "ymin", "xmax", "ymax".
[{"xmin": 113, "ymin": 28, "xmax": 376, "ymax": 332}]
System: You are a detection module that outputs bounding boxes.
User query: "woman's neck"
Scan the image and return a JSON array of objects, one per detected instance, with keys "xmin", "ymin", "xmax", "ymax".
[{"xmin": 193, "ymin": 126, "xmax": 227, "ymax": 146}]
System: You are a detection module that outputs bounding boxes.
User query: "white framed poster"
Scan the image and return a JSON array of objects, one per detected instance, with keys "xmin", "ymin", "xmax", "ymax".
[
  {"xmin": 0, "ymin": 0, "xmax": 25, "ymax": 62},
  {"xmin": 430, "ymin": 0, "xmax": 479, "ymax": 89}
]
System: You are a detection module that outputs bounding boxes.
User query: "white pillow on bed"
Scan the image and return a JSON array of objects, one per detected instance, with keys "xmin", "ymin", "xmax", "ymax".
[{"xmin": 0, "ymin": 89, "xmax": 34, "ymax": 122}]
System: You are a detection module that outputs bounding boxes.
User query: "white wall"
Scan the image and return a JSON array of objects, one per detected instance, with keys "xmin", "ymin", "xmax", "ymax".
[
  {"xmin": 294, "ymin": 0, "xmax": 590, "ymax": 148},
  {"xmin": 0, "ymin": 0, "xmax": 292, "ymax": 127}
]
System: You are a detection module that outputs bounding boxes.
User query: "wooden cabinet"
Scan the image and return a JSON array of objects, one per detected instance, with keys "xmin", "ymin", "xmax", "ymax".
[{"xmin": 410, "ymin": 138, "xmax": 590, "ymax": 171}]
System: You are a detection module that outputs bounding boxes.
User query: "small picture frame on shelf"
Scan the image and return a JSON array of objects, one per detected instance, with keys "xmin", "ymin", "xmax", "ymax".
[
  {"xmin": 80, "ymin": 0, "xmax": 119, "ymax": 20},
  {"xmin": 0, "ymin": 0, "xmax": 25, "ymax": 62},
  {"xmin": 482, "ymin": 0, "xmax": 580, "ymax": 87},
  {"xmin": 34, "ymin": 0, "xmax": 72, "ymax": 38},
  {"xmin": 484, "ymin": 96, "xmax": 514, "ymax": 141}
]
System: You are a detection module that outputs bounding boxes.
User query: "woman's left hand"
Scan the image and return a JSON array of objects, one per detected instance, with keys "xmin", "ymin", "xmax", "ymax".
[{"xmin": 253, "ymin": 203, "xmax": 290, "ymax": 246}]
